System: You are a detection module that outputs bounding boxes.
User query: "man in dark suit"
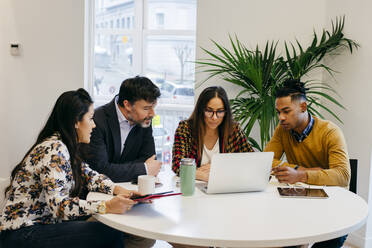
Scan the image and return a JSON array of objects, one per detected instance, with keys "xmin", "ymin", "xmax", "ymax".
[
  {"xmin": 83, "ymin": 76, "xmax": 162, "ymax": 183},
  {"xmin": 82, "ymin": 77, "xmax": 162, "ymax": 248}
]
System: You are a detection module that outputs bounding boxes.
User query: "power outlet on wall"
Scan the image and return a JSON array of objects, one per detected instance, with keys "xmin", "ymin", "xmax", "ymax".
[{"xmin": 10, "ymin": 43, "xmax": 20, "ymax": 56}]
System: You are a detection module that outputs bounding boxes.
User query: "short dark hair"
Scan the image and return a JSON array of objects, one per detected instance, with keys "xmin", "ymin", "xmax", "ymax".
[
  {"xmin": 118, "ymin": 76, "xmax": 160, "ymax": 106},
  {"xmin": 275, "ymin": 79, "xmax": 308, "ymax": 102}
]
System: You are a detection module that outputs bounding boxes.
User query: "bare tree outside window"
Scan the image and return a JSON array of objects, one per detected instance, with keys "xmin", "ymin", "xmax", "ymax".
[
  {"xmin": 174, "ymin": 44, "xmax": 192, "ymax": 84},
  {"xmin": 91, "ymin": 0, "xmax": 196, "ymax": 167}
]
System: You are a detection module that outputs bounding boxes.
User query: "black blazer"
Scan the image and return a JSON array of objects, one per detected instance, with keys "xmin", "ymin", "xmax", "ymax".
[{"xmin": 81, "ymin": 98, "xmax": 155, "ymax": 182}]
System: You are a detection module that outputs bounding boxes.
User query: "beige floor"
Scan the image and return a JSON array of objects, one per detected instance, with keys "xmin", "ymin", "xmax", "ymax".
[
  {"xmin": 343, "ymin": 243, "xmax": 358, "ymax": 248},
  {"xmin": 153, "ymin": 240, "xmax": 172, "ymax": 247},
  {"xmin": 152, "ymin": 240, "xmax": 359, "ymax": 248}
]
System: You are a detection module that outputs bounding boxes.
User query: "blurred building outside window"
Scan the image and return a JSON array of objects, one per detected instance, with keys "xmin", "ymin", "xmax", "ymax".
[{"xmin": 90, "ymin": 0, "xmax": 196, "ymax": 167}]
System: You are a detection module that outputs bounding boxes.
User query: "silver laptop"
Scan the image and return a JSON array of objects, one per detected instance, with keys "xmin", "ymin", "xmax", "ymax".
[{"xmin": 198, "ymin": 152, "xmax": 273, "ymax": 194}]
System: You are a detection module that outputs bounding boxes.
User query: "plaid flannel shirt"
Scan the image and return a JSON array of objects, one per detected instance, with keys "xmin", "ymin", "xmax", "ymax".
[{"xmin": 172, "ymin": 120, "xmax": 254, "ymax": 175}]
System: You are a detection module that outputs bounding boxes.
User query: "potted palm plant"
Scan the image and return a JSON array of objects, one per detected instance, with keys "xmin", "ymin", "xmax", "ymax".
[{"xmin": 196, "ymin": 16, "xmax": 359, "ymax": 151}]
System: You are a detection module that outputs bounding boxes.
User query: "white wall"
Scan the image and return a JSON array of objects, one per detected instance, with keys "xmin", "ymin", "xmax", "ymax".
[
  {"xmin": 195, "ymin": 0, "xmax": 326, "ymax": 143},
  {"xmin": 322, "ymin": 1, "xmax": 372, "ymax": 246},
  {"xmin": 196, "ymin": 0, "xmax": 371, "ymax": 247},
  {"xmin": 195, "ymin": 0, "xmax": 326, "ymax": 95},
  {"xmin": 0, "ymin": 0, "xmax": 85, "ymax": 177},
  {"xmin": 1, "ymin": 0, "xmax": 371, "ymax": 246}
]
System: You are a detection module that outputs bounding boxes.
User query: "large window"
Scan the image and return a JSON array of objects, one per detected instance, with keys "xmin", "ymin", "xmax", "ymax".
[{"xmin": 88, "ymin": 0, "xmax": 197, "ymax": 167}]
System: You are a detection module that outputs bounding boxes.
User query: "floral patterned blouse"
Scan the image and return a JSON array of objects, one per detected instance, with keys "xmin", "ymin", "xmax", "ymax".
[{"xmin": 0, "ymin": 134, "xmax": 115, "ymax": 231}]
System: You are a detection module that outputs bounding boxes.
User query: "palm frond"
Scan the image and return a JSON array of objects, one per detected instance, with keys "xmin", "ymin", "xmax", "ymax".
[{"xmin": 196, "ymin": 17, "xmax": 358, "ymax": 150}]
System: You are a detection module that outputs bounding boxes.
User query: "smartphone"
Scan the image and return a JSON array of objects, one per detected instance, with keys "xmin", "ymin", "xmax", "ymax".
[
  {"xmin": 277, "ymin": 187, "xmax": 328, "ymax": 198},
  {"xmin": 130, "ymin": 192, "xmax": 181, "ymax": 202},
  {"xmin": 130, "ymin": 194, "xmax": 151, "ymax": 201}
]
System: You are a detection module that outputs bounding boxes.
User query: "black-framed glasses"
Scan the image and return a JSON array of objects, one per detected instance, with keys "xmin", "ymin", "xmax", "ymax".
[{"xmin": 204, "ymin": 109, "xmax": 226, "ymax": 118}]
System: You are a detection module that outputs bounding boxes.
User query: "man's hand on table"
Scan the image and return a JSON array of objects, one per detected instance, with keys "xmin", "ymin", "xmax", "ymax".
[
  {"xmin": 272, "ymin": 166, "xmax": 308, "ymax": 184},
  {"xmin": 146, "ymin": 155, "xmax": 162, "ymax": 176}
]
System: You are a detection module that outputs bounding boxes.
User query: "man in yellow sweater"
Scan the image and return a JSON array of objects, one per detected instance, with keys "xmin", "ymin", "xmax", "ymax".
[
  {"xmin": 264, "ymin": 79, "xmax": 350, "ymax": 248},
  {"xmin": 265, "ymin": 79, "xmax": 350, "ymax": 187}
]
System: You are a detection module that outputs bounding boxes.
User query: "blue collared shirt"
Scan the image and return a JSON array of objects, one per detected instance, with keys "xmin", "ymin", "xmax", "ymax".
[
  {"xmin": 290, "ymin": 114, "xmax": 314, "ymax": 143},
  {"xmin": 115, "ymin": 96, "xmax": 136, "ymax": 153}
]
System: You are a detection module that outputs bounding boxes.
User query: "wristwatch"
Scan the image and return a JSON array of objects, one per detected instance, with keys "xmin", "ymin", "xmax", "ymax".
[
  {"xmin": 294, "ymin": 165, "xmax": 299, "ymax": 170},
  {"xmin": 97, "ymin": 201, "xmax": 106, "ymax": 214}
]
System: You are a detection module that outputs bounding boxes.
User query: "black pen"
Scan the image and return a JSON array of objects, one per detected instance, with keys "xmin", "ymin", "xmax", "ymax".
[
  {"xmin": 153, "ymin": 191, "xmax": 173, "ymax": 195},
  {"xmin": 274, "ymin": 160, "xmax": 285, "ymax": 169}
]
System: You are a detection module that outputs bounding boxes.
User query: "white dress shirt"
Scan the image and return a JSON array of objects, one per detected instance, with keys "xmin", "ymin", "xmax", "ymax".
[
  {"xmin": 115, "ymin": 96, "xmax": 148, "ymax": 174},
  {"xmin": 115, "ymin": 96, "xmax": 136, "ymax": 153}
]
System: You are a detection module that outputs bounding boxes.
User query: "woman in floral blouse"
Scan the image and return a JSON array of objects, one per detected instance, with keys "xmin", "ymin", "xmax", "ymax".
[
  {"xmin": 172, "ymin": 86, "xmax": 254, "ymax": 182},
  {"xmin": 0, "ymin": 89, "xmax": 140, "ymax": 248}
]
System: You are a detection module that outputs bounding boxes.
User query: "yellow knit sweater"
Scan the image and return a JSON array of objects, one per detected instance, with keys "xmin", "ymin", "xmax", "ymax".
[{"xmin": 264, "ymin": 116, "xmax": 350, "ymax": 186}]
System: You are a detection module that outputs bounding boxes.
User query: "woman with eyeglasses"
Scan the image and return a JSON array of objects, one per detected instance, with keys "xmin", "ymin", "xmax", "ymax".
[
  {"xmin": 0, "ymin": 89, "xmax": 142, "ymax": 248},
  {"xmin": 172, "ymin": 86, "xmax": 254, "ymax": 182}
]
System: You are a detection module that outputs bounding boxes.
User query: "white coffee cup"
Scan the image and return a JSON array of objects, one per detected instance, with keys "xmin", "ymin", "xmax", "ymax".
[{"xmin": 138, "ymin": 175, "xmax": 155, "ymax": 195}]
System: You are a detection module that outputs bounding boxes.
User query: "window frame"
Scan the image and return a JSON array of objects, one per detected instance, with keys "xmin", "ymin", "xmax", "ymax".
[{"xmin": 84, "ymin": 0, "xmax": 196, "ymax": 100}]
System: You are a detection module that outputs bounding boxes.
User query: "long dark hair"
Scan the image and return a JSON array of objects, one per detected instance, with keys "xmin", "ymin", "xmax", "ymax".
[
  {"xmin": 5, "ymin": 88, "xmax": 93, "ymax": 197},
  {"xmin": 188, "ymin": 86, "xmax": 234, "ymax": 158}
]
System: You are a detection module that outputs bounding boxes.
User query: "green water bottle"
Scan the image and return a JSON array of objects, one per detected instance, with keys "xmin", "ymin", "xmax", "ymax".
[{"xmin": 180, "ymin": 158, "xmax": 196, "ymax": 196}]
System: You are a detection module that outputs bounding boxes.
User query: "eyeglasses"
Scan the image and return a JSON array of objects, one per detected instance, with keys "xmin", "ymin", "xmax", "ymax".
[
  {"xmin": 281, "ymin": 183, "xmax": 326, "ymax": 196},
  {"xmin": 204, "ymin": 109, "xmax": 226, "ymax": 118}
]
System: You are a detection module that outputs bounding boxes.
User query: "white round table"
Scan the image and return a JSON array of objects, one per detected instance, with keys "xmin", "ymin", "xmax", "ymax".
[{"xmin": 87, "ymin": 171, "xmax": 368, "ymax": 247}]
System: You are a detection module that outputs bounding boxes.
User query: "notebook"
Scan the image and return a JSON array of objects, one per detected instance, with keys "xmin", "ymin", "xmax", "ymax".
[
  {"xmin": 198, "ymin": 152, "xmax": 273, "ymax": 194},
  {"xmin": 131, "ymin": 191, "xmax": 182, "ymax": 202}
]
